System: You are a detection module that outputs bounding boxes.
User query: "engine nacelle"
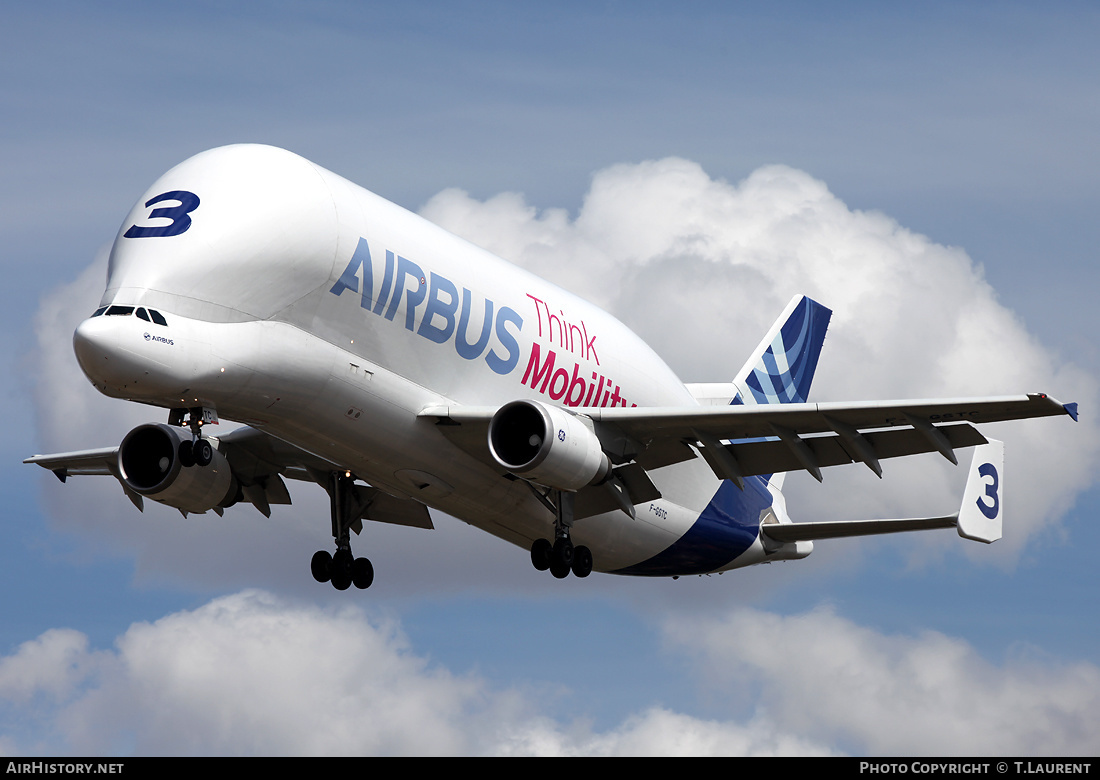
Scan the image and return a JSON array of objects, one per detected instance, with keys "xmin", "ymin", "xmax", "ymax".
[
  {"xmin": 118, "ymin": 423, "xmax": 237, "ymax": 514},
  {"xmin": 488, "ymin": 400, "xmax": 610, "ymax": 491}
]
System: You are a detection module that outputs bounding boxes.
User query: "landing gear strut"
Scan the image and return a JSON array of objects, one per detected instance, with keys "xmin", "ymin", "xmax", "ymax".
[
  {"xmin": 170, "ymin": 406, "xmax": 215, "ymax": 467},
  {"xmin": 529, "ymin": 488, "xmax": 593, "ymax": 579},
  {"xmin": 310, "ymin": 471, "xmax": 374, "ymax": 590}
]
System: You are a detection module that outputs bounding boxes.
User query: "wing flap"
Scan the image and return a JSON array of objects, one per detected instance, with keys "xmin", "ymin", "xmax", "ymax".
[
  {"xmin": 575, "ymin": 463, "xmax": 662, "ymax": 520},
  {"xmin": 357, "ymin": 485, "xmax": 435, "ymax": 529}
]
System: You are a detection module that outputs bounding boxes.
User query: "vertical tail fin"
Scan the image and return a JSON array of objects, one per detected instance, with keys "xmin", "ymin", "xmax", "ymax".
[
  {"xmin": 732, "ymin": 295, "xmax": 832, "ymax": 407},
  {"xmin": 731, "ymin": 295, "xmax": 831, "ymax": 490}
]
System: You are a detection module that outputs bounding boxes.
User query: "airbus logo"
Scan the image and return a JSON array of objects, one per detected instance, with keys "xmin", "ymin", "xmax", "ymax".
[{"xmin": 329, "ymin": 237, "xmax": 523, "ymax": 375}]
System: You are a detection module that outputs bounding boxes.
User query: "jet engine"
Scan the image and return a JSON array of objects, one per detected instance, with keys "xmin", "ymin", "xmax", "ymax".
[
  {"xmin": 118, "ymin": 423, "xmax": 237, "ymax": 514},
  {"xmin": 488, "ymin": 399, "xmax": 610, "ymax": 491}
]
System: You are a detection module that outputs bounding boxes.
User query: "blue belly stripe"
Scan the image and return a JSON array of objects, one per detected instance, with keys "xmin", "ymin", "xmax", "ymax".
[{"xmin": 612, "ymin": 477, "xmax": 770, "ymax": 576}]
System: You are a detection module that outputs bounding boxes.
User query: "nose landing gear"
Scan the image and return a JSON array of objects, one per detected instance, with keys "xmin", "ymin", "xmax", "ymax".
[
  {"xmin": 170, "ymin": 406, "xmax": 216, "ymax": 467},
  {"xmin": 177, "ymin": 437, "xmax": 213, "ymax": 467}
]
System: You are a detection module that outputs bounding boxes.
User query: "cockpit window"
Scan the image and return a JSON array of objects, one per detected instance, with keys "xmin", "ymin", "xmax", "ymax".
[{"xmin": 92, "ymin": 305, "xmax": 168, "ymax": 326}]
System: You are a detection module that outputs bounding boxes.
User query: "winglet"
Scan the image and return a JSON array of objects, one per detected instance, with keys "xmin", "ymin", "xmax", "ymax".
[
  {"xmin": 1064, "ymin": 402, "xmax": 1079, "ymax": 422},
  {"xmin": 957, "ymin": 439, "xmax": 1003, "ymax": 543}
]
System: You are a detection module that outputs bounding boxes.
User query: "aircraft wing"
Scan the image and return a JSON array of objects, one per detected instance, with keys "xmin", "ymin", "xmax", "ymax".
[
  {"xmin": 24, "ymin": 447, "xmax": 120, "ymax": 480},
  {"xmin": 25, "ymin": 426, "xmax": 434, "ymax": 529},
  {"xmin": 421, "ymin": 393, "xmax": 1075, "ymax": 501}
]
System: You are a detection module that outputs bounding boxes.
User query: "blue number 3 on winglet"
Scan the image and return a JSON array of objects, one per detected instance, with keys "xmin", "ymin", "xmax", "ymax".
[{"xmin": 976, "ymin": 462, "xmax": 999, "ymax": 519}]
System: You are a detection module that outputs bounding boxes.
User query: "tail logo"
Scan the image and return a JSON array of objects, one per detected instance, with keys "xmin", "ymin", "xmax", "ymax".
[{"xmin": 741, "ymin": 297, "xmax": 831, "ymax": 405}]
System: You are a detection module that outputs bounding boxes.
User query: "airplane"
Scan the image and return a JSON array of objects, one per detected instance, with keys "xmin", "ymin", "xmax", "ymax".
[{"xmin": 24, "ymin": 144, "xmax": 1078, "ymax": 590}]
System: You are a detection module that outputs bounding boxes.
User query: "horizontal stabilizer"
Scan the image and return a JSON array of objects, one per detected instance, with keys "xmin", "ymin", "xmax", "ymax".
[
  {"xmin": 760, "ymin": 440, "xmax": 1005, "ymax": 545},
  {"xmin": 762, "ymin": 515, "xmax": 957, "ymax": 542}
]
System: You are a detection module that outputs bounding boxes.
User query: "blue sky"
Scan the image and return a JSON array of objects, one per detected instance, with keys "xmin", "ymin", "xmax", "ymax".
[{"xmin": 3, "ymin": 1, "xmax": 1099, "ymax": 755}]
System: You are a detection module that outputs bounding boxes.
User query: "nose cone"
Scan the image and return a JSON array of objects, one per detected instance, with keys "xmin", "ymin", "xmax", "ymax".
[
  {"xmin": 73, "ymin": 315, "xmax": 158, "ymax": 396},
  {"xmin": 73, "ymin": 316, "xmax": 119, "ymax": 388}
]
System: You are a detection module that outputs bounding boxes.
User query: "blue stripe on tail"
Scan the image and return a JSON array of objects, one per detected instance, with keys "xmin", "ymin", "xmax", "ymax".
[{"xmin": 737, "ymin": 296, "xmax": 831, "ymax": 406}]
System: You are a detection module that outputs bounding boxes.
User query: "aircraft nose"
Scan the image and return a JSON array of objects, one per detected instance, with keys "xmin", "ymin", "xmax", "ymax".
[
  {"xmin": 72, "ymin": 315, "xmax": 137, "ymax": 391},
  {"xmin": 73, "ymin": 316, "xmax": 115, "ymax": 377}
]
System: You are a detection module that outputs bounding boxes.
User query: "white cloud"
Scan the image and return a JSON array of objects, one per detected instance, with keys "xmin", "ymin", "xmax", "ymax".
[
  {"xmin": 0, "ymin": 629, "xmax": 101, "ymax": 704},
  {"xmin": 2, "ymin": 592, "xmax": 1095, "ymax": 756},
  {"xmin": 0, "ymin": 590, "xmax": 833, "ymax": 756},
  {"xmin": 664, "ymin": 605, "xmax": 1100, "ymax": 756},
  {"xmin": 20, "ymin": 590, "xmax": 524, "ymax": 756},
  {"xmin": 495, "ymin": 707, "xmax": 837, "ymax": 757}
]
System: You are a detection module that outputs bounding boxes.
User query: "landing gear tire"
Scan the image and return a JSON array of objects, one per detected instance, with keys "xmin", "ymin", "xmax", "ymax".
[
  {"xmin": 311, "ymin": 550, "xmax": 332, "ymax": 583},
  {"xmin": 549, "ymin": 538, "xmax": 574, "ymax": 579},
  {"xmin": 531, "ymin": 538, "xmax": 552, "ymax": 571},
  {"xmin": 330, "ymin": 550, "xmax": 353, "ymax": 591},
  {"xmin": 553, "ymin": 537, "xmax": 574, "ymax": 567},
  {"xmin": 533, "ymin": 535, "xmax": 594, "ymax": 579},
  {"xmin": 178, "ymin": 440, "xmax": 195, "ymax": 468},
  {"xmin": 571, "ymin": 545, "xmax": 593, "ymax": 578},
  {"xmin": 193, "ymin": 439, "xmax": 213, "ymax": 467},
  {"xmin": 352, "ymin": 557, "xmax": 374, "ymax": 590}
]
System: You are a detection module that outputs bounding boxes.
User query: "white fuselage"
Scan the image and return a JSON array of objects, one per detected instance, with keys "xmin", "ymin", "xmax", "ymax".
[{"xmin": 73, "ymin": 145, "xmax": 784, "ymax": 575}]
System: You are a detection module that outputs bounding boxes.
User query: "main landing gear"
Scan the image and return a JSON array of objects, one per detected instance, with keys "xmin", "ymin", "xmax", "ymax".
[
  {"xmin": 530, "ymin": 537, "xmax": 593, "ymax": 578},
  {"xmin": 311, "ymin": 547, "xmax": 374, "ymax": 590},
  {"xmin": 528, "ymin": 488, "xmax": 593, "ymax": 579},
  {"xmin": 310, "ymin": 471, "xmax": 375, "ymax": 590}
]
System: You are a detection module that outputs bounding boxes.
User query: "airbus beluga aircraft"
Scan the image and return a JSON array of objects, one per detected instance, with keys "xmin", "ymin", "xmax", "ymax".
[{"xmin": 26, "ymin": 145, "xmax": 1078, "ymax": 590}]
